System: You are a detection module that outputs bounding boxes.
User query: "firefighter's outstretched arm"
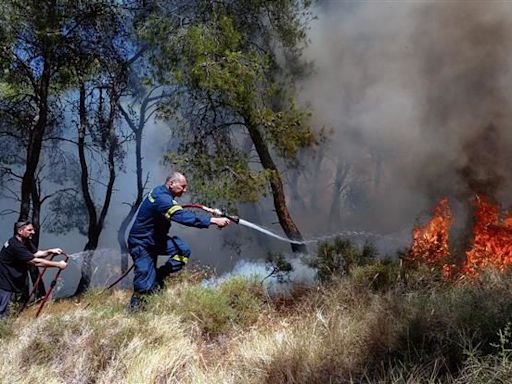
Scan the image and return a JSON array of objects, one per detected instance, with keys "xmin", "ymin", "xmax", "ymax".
[{"xmin": 210, "ymin": 217, "xmax": 231, "ymax": 228}]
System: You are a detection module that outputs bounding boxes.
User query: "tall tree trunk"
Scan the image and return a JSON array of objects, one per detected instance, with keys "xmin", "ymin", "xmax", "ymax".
[
  {"xmin": 117, "ymin": 205, "xmax": 137, "ymax": 271},
  {"xmin": 74, "ymin": 230, "xmax": 100, "ymax": 296},
  {"xmin": 117, "ymin": 88, "xmax": 161, "ymax": 271},
  {"xmin": 287, "ymin": 170, "xmax": 307, "ymax": 212},
  {"xmin": 74, "ymin": 81, "xmax": 97, "ymax": 295},
  {"xmin": 117, "ymin": 105, "xmax": 145, "ymax": 272},
  {"xmin": 19, "ymin": 65, "xmax": 51, "ymax": 221},
  {"xmin": 74, "ymin": 81, "xmax": 118, "ymax": 295},
  {"xmin": 19, "ymin": 60, "xmax": 51, "ymax": 301},
  {"xmin": 28, "ymin": 178, "xmax": 46, "ymax": 299},
  {"xmin": 328, "ymin": 159, "xmax": 352, "ymax": 231},
  {"xmin": 245, "ymin": 121, "xmax": 306, "ymax": 253}
]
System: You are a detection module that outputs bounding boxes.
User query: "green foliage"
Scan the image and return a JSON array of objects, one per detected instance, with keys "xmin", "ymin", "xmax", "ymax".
[
  {"xmin": 309, "ymin": 237, "xmax": 378, "ymax": 282},
  {"xmin": 177, "ymin": 285, "xmax": 236, "ymax": 337},
  {"xmin": 0, "ymin": 318, "xmax": 14, "ymax": 340},
  {"xmin": 350, "ymin": 258, "xmax": 401, "ymax": 291},
  {"xmin": 455, "ymin": 324, "xmax": 512, "ymax": 383},
  {"xmin": 82, "ymin": 288, "xmax": 129, "ymax": 316},
  {"xmin": 45, "ymin": 192, "xmax": 88, "ymax": 235},
  {"xmin": 175, "ymin": 276, "xmax": 268, "ymax": 337},
  {"xmin": 218, "ymin": 277, "xmax": 266, "ymax": 325},
  {"xmin": 385, "ymin": 272, "xmax": 512, "ymax": 380},
  {"xmin": 257, "ymin": 103, "xmax": 315, "ymax": 162},
  {"xmin": 490, "ymin": 322, "xmax": 512, "ymax": 361},
  {"xmin": 265, "ymin": 252, "xmax": 293, "ymax": 283},
  {"xmin": 165, "ymin": 150, "xmax": 271, "ymax": 205},
  {"xmin": 146, "ymin": 0, "xmax": 317, "ymax": 207},
  {"xmin": 0, "ymin": 0, "xmax": 129, "ymax": 242}
]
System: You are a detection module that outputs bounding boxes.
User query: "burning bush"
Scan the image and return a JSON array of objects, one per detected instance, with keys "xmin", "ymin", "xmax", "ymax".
[
  {"xmin": 407, "ymin": 196, "xmax": 512, "ymax": 279},
  {"xmin": 463, "ymin": 196, "xmax": 512, "ymax": 276},
  {"xmin": 406, "ymin": 198, "xmax": 453, "ymax": 272}
]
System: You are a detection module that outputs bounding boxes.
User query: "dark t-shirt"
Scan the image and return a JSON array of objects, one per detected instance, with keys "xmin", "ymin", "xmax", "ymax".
[{"xmin": 0, "ymin": 237, "xmax": 36, "ymax": 293}]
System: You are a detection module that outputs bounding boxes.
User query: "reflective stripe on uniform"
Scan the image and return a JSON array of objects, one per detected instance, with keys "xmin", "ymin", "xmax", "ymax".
[
  {"xmin": 147, "ymin": 190, "xmax": 155, "ymax": 203},
  {"xmin": 164, "ymin": 205, "xmax": 183, "ymax": 220},
  {"xmin": 171, "ymin": 254, "xmax": 189, "ymax": 264}
]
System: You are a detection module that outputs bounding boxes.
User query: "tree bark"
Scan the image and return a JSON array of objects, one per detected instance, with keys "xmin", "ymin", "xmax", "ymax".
[
  {"xmin": 117, "ymin": 100, "xmax": 146, "ymax": 271},
  {"xmin": 328, "ymin": 159, "xmax": 352, "ymax": 231},
  {"xmin": 74, "ymin": 81, "xmax": 119, "ymax": 296},
  {"xmin": 74, "ymin": 81, "xmax": 97, "ymax": 295},
  {"xmin": 29, "ymin": 177, "xmax": 46, "ymax": 299},
  {"xmin": 19, "ymin": 59, "xmax": 51, "ymax": 221},
  {"xmin": 245, "ymin": 120, "xmax": 306, "ymax": 253}
]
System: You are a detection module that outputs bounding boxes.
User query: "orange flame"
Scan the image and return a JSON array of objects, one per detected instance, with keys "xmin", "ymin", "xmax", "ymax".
[
  {"xmin": 462, "ymin": 196, "xmax": 512, "ymax": 276},
  {"xmin": 408, "ymin": 196, "xmax": 512, "ymax": 279},
  {"xmin": 407, "ymin": 197, "xmax": 452, "ymax": 271}
]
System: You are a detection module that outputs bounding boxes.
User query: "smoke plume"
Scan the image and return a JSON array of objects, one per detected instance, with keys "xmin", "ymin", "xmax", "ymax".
[{"xmin": 297, "ymin": 1, "xmax": 512, "ymax": 240}]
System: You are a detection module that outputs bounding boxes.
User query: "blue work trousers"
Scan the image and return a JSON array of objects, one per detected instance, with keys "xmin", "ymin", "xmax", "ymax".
[
  {"xmin": 129, "ymin": 236, "xmax": 191, "ymax": 294},
  {"xmin": 0, "ymin": 288, "xmax": 13, "ymax": 318}
]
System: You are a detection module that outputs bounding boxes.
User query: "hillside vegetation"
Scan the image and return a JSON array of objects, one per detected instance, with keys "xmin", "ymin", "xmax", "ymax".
[{"xmin": 2, "ymin": 241, "xmax": 512, "ymax": 383}]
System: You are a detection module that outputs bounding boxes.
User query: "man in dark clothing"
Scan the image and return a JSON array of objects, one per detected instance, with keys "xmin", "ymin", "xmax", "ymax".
[
  {"xmin": 0, "ymin": 220, "xmax": 68, "ymax": 318},
  {"xmin": 127, "ymin": 172, "xmax": 231, "ymax": 309}
]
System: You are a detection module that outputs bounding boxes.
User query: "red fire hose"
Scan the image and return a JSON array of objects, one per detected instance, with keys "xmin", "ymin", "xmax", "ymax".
[
  {"xmin": 182, "ymin": 204, "xmax": 240, "ymax": 223},
  {"xmin": 21, "ymin": 252, "xmax": 70, "ymax": 318}
]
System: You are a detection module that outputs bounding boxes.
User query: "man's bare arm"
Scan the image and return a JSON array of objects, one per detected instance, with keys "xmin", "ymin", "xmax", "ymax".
[
  {"xmin": 33, "ymin": 248, "xmax": 63, "ymax": 258},
  {"xmin": 29, "ymin": 258, "xmax": 67, "ymax": 269}
]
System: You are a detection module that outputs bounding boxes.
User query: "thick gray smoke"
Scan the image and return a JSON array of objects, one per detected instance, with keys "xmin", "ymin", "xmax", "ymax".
[{"xmin": 295, "ymin": 1, "xmax": 512, "ymax": 242}]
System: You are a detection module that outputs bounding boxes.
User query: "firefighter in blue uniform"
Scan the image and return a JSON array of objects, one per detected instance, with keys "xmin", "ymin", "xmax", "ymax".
[{"xmin": 127, "ymin": 172, "xmax": 230, "ymax": 310}]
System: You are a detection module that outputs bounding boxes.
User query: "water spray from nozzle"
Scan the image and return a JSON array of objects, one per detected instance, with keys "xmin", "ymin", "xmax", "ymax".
[{"xmin": 184, "ymin": 203, "xmax": 399, "ymax": 246}]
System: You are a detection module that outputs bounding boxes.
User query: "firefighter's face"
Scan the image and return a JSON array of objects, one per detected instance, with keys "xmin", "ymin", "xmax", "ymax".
[
  {"xmin": 169, "ymin": 178, "xmax": 188, "ymax": 197},
  {"xmin": 17, "ymin": 224, "xmax": 35, "ymax": 240}
]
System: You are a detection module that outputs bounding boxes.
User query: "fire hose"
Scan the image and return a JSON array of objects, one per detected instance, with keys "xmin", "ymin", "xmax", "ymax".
[
  {"xmin": 103, "ymin": 204, "xmax": 238, "ymax": 291},
  {"xmin": 21, "ymin": 252, "xmax": 70, "ymax": 318},
  {"xmin": 181, "ymin": 204, "xmax": 239, "ymax": 224}
]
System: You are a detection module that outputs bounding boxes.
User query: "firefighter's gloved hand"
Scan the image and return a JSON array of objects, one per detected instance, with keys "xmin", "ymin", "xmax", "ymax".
[{"xmin": 210, "ymin": 217, "xmax": 231, "ymax": 228}]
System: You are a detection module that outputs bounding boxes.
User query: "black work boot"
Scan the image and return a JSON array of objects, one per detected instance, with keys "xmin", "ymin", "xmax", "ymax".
[
  {"xmin": 156, "ymin": 264, "xmax": 173, "ymax": 290},
  {"xmin": 127, "ymin": 293, "xmax": 146, "ymax": 313}
]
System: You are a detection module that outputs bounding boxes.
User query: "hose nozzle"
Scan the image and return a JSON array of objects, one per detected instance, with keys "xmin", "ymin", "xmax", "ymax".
[{"xmin": 223, "ymin": 213, "xmax": 240, "ymax": 224}]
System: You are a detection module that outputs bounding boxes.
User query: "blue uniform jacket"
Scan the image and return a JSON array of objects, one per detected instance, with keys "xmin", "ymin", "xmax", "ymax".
[{"xmin": 128, "ymin": 184, "xmax": 210, "ymax": 249}]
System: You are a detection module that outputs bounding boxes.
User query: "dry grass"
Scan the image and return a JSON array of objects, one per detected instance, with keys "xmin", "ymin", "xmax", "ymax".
[{"xmin": 1, "ymin": 267, "xmax": 512, "ymax": 383}]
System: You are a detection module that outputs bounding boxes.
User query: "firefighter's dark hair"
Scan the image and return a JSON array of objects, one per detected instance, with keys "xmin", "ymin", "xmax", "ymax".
[{"xmin": 14, "ymin": 220, "xmax": 32, "ymax": 235}]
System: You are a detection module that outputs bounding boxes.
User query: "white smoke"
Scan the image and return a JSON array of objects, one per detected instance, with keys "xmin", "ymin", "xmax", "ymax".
[{"xmin": 203, "ymin": 256, "xmax": 316, "ymax": 294}]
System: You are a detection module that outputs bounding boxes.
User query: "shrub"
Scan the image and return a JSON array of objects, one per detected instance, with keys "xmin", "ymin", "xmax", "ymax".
[
  {"xmin": 455, "ymin": 323, "xmax": 512, "ymax": 383},
  {"xmin": 350, "ymin": 258, "xmax": 401, "ymax": 291},
  {"xmin": 0, "ymin": 318, "xmax": 14, "ymax": 340},
  {"xmin": 308, "ymin": 237, "xmax": 377, "ymax": 282},
  {"xmin": 264, "ymin": 252, "xmax": 293, "ymax": 283},
  {"xmin": 218, "ymin": 276, "xmax": 266, "ymax": 326},
  {"xmin": 177, "ymin": 285, "xmax": 235, "ymax": 337}
]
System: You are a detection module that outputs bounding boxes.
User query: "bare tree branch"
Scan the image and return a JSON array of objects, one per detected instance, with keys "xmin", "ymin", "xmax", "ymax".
[
  {"xmin": 43, "ymin": 136, "xmax": 79, "ymax": 145},
  {"xmin": 0, "ymin": 166, "xmax": 23, "ymax": 180},
  {"xmin": 40, "ymin": 187, "xmax": 79, "ymax": 205},
  {"xmin": 0, "ymin": 208, "xmax": 18, "ymax": 217}
]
